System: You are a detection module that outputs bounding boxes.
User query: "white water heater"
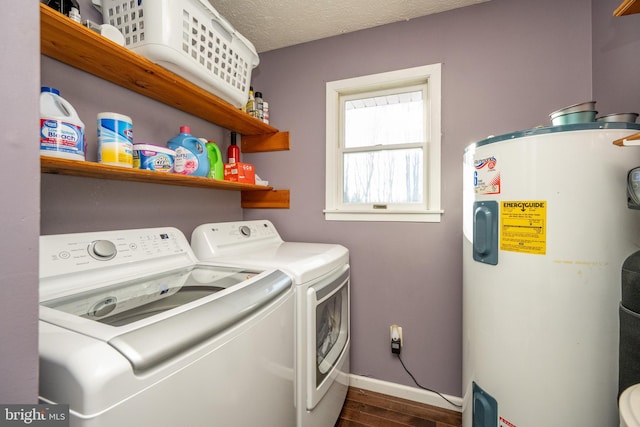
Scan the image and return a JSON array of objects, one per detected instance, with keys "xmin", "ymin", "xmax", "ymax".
[{"xmin": 462, "ymin": 123, "xmax": 640, "ymax": 427}]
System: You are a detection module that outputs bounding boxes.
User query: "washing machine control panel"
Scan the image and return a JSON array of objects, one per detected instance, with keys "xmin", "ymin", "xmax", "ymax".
[
  {"xmin": 40, "ymin": 227, "xmax": 194, "ymax": 280},
  {"xmin": 191, "ymin": 220, "xmax": 283, "ymax": 256},
  {"xmin": 223, "ymin": 222, "xmax": 279, "ymax": 242}
]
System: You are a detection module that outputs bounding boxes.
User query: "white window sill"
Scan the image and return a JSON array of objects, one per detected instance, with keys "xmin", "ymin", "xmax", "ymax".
[{"xmin": 323, "ymin": 210, "xmax": 444, "ymax": 223}]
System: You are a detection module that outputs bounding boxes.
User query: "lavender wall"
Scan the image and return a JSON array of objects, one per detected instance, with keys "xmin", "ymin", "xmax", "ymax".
[
  {"xmin": 593, "ymin": 0, "xmax": 640, "ymax": 114},
  {"xmin": 245, "ymin": 0, "xmax": 594, "ymax": 396},
  {"xmin": 0, "ymin": 0, "xmax": 40, "ymax": 403}
]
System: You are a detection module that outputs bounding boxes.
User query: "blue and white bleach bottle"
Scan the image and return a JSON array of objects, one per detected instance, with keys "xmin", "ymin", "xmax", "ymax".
[
  {"xmin": 167, "ymin": 126, "xmax": 210, "ymax": 177},
  {"xmin": 39, "ymin": 86, "xmax": 85, "ymax": 160}
]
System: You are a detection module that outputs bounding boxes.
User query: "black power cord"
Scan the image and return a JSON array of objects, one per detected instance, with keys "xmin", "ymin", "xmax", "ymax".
[{"xmin": 395, "ymin": 353, "xmax": 463, "ymax": 409}]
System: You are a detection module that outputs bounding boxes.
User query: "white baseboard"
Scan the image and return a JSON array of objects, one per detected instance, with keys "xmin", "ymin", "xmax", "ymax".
[{"xmin": 348, "ymin": 374, "xmax": 463, "ymax": 413}]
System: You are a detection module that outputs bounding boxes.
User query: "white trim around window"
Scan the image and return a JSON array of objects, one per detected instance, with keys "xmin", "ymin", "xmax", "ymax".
[{"xmin": 324, "ymin": 63, "xmax": 443, "ymax": 222}]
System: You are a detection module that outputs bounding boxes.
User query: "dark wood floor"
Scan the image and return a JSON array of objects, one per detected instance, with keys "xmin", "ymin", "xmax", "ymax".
[{"xmin": 336, "ymin": 387, "xmax": 462, "ymax": 427}]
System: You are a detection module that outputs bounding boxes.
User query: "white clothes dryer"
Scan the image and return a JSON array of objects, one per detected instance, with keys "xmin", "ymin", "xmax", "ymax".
[
  {"xmin": 39, "ymin": 227, "xmax": 295, "ymax": 427},
  {"xmin": 191, "ymin": 220, "xmax": 350, "ymax": 427}
]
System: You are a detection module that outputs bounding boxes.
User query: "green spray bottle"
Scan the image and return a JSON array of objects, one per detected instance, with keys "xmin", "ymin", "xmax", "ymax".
[{"xmin": 206, "ymin": 141, "xmax": 224, "ymax": 179}]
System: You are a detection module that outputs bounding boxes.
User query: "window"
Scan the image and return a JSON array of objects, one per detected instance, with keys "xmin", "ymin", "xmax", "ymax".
[{"xmin": 325, "ymin": 64, "xmax": 442, "ymax": 222}]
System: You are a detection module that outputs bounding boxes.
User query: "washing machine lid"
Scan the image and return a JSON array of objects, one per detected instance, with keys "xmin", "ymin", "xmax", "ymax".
[
  {"xmin": 40, "ymin": 265, "xmax": 291, "ymax": 372},
  {"xmin": 41, "ymin": 264, "xmax": 262, "ymax": 326},
  {"xmin": 620, "ymin": 384, "xmax": 640, "ymax": 426},
  {"xmin": 191, "ymin": 220, "xmax": 349, "ymax": 283},
  {"xmin": 196, "ymin": 241, "xmax": 348, "ymax": 284}
]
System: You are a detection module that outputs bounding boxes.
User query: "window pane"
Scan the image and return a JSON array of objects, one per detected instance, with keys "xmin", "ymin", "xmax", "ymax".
[
  {"xmin": 343, "ymin": 148, "xmax": 423, "ymax": 204},
  {"xmin": 344, "ymin": 91, "xmax": 423, "ymax": 149}
]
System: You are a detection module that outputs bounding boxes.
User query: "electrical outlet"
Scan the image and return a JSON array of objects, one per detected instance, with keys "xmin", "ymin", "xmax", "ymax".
[{"xmin": 390, "ymin": 324, "xmax": 402, "ymax": 354}]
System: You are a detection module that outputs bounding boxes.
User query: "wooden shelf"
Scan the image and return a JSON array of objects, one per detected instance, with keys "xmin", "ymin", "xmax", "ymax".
[
  {"xmin": 613, "ymin": 132, "xmax": 640, "ymax": 146},
  {"xmin": 614, "ymin": 0, "xmax": 640, "ymax": 16},
  {"xmin": 42, "ymin": 157, "xmax": 289, "ymax": 207},
  {"xmin": 41, "ymin": 157, "xmax": 271, "ymax": 190},
  {"xmin": 40, "ymin": 4, "xmax": 290, "ymax": 208}
]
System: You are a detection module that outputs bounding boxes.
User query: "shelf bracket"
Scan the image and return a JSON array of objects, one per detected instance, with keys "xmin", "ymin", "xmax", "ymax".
[
  {"xmin": 613, "ymin": 131, "xmax": 640, "ymax": 146},
  {"xmin": 614, "ymin": 0, "xmax": 640, "ymax": 15},
  {"xmin": 241, "ymin": 190, "xmax": 290, "ymax": 209},
  {"xmin": 242, "ymin": 132, "xmax": 290, "ymax": 153}
]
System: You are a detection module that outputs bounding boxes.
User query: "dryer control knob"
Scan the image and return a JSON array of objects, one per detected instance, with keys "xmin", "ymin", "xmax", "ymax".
[
  {"xmin": 240, "ymin": 225, "xmax": 251, "ymax": 237},
  {"xmin": 88, "ymin": 240, "xmax": 117, "ymax": 261}
]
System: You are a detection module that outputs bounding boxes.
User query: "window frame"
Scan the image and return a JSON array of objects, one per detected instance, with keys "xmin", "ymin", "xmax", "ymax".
[{"xmin": 324, "ymin": 63, "xmax": 443, "ymax": 222}]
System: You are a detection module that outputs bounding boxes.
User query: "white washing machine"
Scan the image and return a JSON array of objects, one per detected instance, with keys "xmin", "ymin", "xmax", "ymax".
[
  {"xmin": 191, "ymin": 220, "xmax": 350, "ymax": 427},
  {"xmin": 39, "ymin": 227, "xmax": 295, "ymax": 427}
]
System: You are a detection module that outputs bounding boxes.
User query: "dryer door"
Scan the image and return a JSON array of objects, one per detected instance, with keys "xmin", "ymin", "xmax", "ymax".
[{"xmin": 306, "ymin": 265, "xmax": 350, "ymax": 410}]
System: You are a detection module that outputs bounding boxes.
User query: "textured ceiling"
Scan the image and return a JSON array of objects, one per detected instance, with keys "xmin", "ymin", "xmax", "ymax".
[{"xmin": 209, "ymin": 0, "xmax": 490, "ymax": 53}]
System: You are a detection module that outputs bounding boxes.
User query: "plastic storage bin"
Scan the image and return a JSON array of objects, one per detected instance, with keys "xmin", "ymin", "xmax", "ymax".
[{"xmin": 92, "ymin": 0, "xmax": 259, "ymax": 108}]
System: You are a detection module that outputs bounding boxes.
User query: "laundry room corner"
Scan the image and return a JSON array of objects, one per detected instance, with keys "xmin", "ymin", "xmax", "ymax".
[{"xmin": 244, "ymin": 0, "xmax": 594, "ymax": 402}]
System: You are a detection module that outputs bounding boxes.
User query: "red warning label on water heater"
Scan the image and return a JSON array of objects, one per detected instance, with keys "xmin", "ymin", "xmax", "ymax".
[
  {"xmin": 473, "ymin": 155, "xmax": 500, "ymax": 194},
  {"xmin": 499, "ymin": 416, "xmax": 517, "ymax": 427}
]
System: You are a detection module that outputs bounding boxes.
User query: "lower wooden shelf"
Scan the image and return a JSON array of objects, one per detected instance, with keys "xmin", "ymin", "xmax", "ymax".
[{"xmin": 41, "ymin": 157, "xmax": 290, "ymax": 208}]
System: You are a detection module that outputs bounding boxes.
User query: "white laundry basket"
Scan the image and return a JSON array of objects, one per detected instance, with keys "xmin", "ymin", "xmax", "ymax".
[{"xmin": 92, "ymin": 0, "xmax": 259, "ymax": 108}]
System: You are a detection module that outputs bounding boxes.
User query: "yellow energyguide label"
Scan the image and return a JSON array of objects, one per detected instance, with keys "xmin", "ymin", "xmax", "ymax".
[{"xmin": 500, "ymin": 200, "xmax": 546, "ymax": 255}]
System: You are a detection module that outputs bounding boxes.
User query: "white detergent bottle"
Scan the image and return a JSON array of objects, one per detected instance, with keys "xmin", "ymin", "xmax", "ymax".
[{"xmin": 40, "ymin": 86, "xmax": 86, "ymax": 160}]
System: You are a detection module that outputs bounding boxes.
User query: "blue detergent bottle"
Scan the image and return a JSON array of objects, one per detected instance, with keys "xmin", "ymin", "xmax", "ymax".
[
  {"xmin": 205, "ymin": 141, "xmax": 224, "ymax": 180},
  {"xmin": 167, "ymin": 126, "xmax": 210, "ymax": 177}
]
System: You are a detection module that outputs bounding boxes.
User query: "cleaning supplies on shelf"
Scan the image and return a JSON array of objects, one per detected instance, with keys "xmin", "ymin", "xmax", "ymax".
[
  {"xmin": 42, "ymin": 0, "xmax": 81, "ymax": 21},
  {"xmin": 254, "ymin": 91, "xmax": 264, "ymax": 121},
  {"xmin": 224, "ymin": 132, "xmax": 255, "ymax": 184},
  {"xmin": 167, "ymin": 126, "xmax": 210, "ymax": 177},
  {"xmin": 133, "ymin": 144, "xmax": 175, "ymax": 172},
  {"xmin": 227, "ymin": 131, "xmax": 240, "ymax": 163},
  {"xmin": 40, "ymin": 86, "xmax": 86, "ymax": 161},
  {"xmin": 97, "ymin": 112, "xmax": 133, "ymax": 168},
  {"xmin": 242, "ymin": 87, "xmax": 270, "ymax": 123},
  {"xmin": 205, "ymin": 141, "xmax": 224, "ymax": 180},
  {"xmin": 262, "ymin": 101, "xmax": 269, "ymax": 124},
  {"xmin": 224, "ymin": 162, "xmax": 255, "ymax": 184},
  {"xmin": 244, "ymin": 86, "xmax": 255, "ymax": 114}
]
